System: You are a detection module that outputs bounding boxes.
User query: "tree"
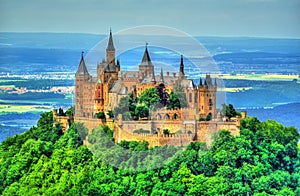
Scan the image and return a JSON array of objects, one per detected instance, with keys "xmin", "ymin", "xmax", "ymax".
[
  {"xmin": 95, "ymin": 112, "xmax": 105, "ymax": 119},
  {"xmin": 163, "ymin": 129, "xmax": 170, "ymax": 135},
  {"xmin": 175, "ymin": 85, "xmax": 187, "ymax": 108},
  {"xmin": 222, "ymin": 103, "xmax": 241, "ymax": 120},
  {"xmin": 65, "ymin": 106, "xmax": 74, "ymax": 116},
  {"xmin": 206, "ymin": 113, "xmax": 212, "ymax": 121},
  {"xmin": 114, "ymin": 93, "xmax": 136, "ymax": 118},
  {"xmin": 135, "ymin": 104, "xmax": 149, "ymax": 119},
  {"xmin": 107, "ymin": 110, "xmax": 114, "ymax": 119},
  {"xmin": 138, "ymin": 88, "xmax": 160, "ymax": 108},
  {"xmin": 167, "ymin": 91, "xmax": 181, "ymax": 110}
]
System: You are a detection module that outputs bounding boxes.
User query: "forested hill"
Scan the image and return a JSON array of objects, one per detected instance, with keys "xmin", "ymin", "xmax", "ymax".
[{"xmin": 0, "ymin": 112, "xmax": 299, "ymax": 195}]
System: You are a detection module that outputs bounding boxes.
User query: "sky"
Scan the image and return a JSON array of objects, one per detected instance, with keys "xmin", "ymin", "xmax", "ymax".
[{"xmin": 0, "ymin": 0, "xmax": 300, "ymax": 38}]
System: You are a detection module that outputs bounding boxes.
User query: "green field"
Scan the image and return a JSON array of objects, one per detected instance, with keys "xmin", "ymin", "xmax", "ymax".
[
  {"xmin": 0, "ymin": 104, "xmax": 52, "ymax": 114},
  {"xmin": 217, "ymin": 73, "xmax": 299, "ymax": 81}
]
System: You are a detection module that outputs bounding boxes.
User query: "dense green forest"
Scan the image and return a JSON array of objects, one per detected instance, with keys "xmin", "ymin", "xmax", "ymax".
[{"xmin": 0, "ymin": 111, "xmax": 299, "ymax": 195}]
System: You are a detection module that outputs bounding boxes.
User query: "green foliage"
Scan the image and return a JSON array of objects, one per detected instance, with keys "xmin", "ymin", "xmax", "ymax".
[
  {"xmin": 135, "ymin": 104, "xmax": 149, "ymax": 119},
  {"xmin": 222, "ymin": 103, "xmax": 241, "ymax": 120},
  {"xmin": 163, "ymin": 129, "xmax": 170, "ymax": 135},
  {"xmin": 206, "ymin": 113, "xmax": 212, "ymax": 121},
  {"xmin": 95, "ymin": 112, "xmax": 105, "ymax": 119},
  {"xmin": 199, "ymin": 117, "xmax": 205, "ymax": 121},
  {"xmin": 167, "ymin": 91, "xmax": 181, "ymax": 110},
  {"xmin": 175, "ymin": 85, "xmax": 187, "ymax": 108},
  {"xmin": 138, "ymin": 88, "xmax": 160, "ymax": 108},
  {"xmin": 118, "ymin": 140, "xmax": 149, "ymax": 151},
  {"xmin": 0, "ymin": 112, "xmax": 299, "ymax": 195},
  {"xmin": 114, "ymin": 92, "xmax": 136, "ymax": 120},
  {"xmin": 107, "ymin": 110, "xmax": 114, "ymax": 118},
  {"xmin": 65, "ymin": 106, "xmax": 74, "ymax": 116}
]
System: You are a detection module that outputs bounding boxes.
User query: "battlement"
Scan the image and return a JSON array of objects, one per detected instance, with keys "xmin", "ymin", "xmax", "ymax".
[{"xmin": 53, "ymin": 109, "xmax": 74, "ymax": 132}]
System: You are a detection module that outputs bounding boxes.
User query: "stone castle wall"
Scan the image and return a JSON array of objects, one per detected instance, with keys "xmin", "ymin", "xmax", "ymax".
[
  {"xmin": 53, "ymin": 110, "xmax": 74, "ymax": 132},
  {"xmin": 114, "ymin": 123, "xmax": 196, "ymax": 147},
  {"xmin": 115, "ymin": 118, "xmax": 240, "ymax": 147}
]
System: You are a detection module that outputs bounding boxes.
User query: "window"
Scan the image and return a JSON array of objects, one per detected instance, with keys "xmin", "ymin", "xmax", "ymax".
[
  {"xmin": 189, "ymin": 93, "xmax": 192, "ymax": 102},
  {"xmin": 173, "ymin": 113, "xmax": 178, "ymax": 120},
  {"xmin": 195, "ymin": 93, "xmax": 198, "ymax": 103},
  {"xmin": 157, "ymin": 114, "xmax": 162, "ymax": 120},
  {"xmin": 164, "ymin": 114, "xmax": 170, "ymax": 120}
]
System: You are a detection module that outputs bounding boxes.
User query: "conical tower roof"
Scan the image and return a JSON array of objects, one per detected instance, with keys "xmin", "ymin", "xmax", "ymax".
[
  {"xmin": 106, "ymin": 28, "xmax": 115, "ymax": 51},
  {"xmin": 76, "ymin": 52, "xmax": 89, "ymax": 76},
  {"xmin": 141, "ymin": 44, "xmax": 153, "ymax": 66}
]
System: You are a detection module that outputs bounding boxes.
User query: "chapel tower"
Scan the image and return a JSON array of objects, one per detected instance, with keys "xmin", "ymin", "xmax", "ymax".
[
  {"xmin": 197, "ymin": 75, "xmax": 217, "ymax": 118},
  {"xmin": 106, "ymin": 29, "xmax": 115, "ymax": 65}
]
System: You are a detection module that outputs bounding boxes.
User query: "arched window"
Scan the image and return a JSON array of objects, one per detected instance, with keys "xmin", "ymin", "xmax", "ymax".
[
  {"xmin": 189, "ymin": 93, "xmax": 192, "ymax": 102},
  {"xmin": 157, "ymin": 114, "xmax": 162, "ymax": 120},
  {"xmin": 164, "ymin": 114, "xmax": 170, "ymax": 120},
  {"xmin": 173, "ymin": 113, "xmax": 178, "ymax": 120}
]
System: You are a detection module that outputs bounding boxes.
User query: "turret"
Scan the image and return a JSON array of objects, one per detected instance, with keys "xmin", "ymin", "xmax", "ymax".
[
  {"xmin": 94, "ymin": 79, "xmax": 104, "ymax": 113},
  {"xmin": 197, "ymin": 74, "xmax": 217, "ymax": 118}
]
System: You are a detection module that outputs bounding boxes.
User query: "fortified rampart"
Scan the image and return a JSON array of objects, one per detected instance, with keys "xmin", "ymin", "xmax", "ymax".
[
  {"xmin": 53, "ymin": 109, "xmax": 74, "ymax": 132},
  {"xmin": 115, "ymin": 115, "xmax": 240, "ymax": 147}
]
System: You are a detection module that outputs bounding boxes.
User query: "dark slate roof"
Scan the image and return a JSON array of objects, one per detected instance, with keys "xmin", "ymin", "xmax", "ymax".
[
  {"xmin": 107, "ymin": 29, "xmax": 115, "ymax": 51},
  {"xmin": 76, "ymin": 55, "xmax": 89, "ymax": 76},
  {"xmin": 140, "ymin": 46, "xmax": 154, "ymax": 66}
]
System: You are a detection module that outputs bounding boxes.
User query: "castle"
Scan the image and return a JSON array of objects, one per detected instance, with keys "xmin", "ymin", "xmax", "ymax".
[{"xmin": 56, "ymin": 30, "xmax": 242, "ymax": 147}]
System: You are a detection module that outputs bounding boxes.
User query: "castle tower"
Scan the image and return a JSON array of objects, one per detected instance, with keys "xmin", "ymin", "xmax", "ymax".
[
  {"xmin": 75, "ymin": 52, "xmax": 92, "ymax": 118},
  {"xmin": 139, "ymin": 44, "xmax": 154, "ymax": 78},
  {"xmin": 197, "ymin": 74, "xmax": 217, "ymax": 118},
  {"xmin": 94, "ymin": 79, "xmax": 104, "ymax": 113},
  {"xmin": 106, "ymin": 29, "xmax": 115, "ymax": 65},
  {"xmin": 179, "ymin": 55, "xmax": 185, "ymax": 78}
]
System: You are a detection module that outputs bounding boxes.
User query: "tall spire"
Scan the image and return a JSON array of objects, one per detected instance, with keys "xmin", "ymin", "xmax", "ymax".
[
  {"xmin": 160, "ymin": 67, "xmax": 164, "ymax": 83},
  {"xmin": 199, "ymin": 77, "xmax": 203, "ymax": 86},
  {"xmin": 151, "ymin": 66, "xmax": 156, "ymax": 83},
  {"xmin": 107, "ymin": 28, "xmax": 115, "ymax": 51},
  {"xmin": 76, "ymin": 51, "xmax": 89, "ymax": 76},
  {"xmin": 141, "ymin": 43, "xmax": 153, "ymax": 66},
  {"xmin": 179, "ymin": 55, "xmax": 185, "ymax": 77}
]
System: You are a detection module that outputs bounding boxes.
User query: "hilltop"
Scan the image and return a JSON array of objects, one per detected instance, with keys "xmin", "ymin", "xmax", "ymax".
[{"xmin": 0, "ymin": 111, "xmax": 299, "ymax": 195}]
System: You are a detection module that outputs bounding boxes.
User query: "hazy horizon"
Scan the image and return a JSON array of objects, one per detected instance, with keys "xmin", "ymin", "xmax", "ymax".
[
  {"xmin": 1, "ymin": 31, "xmax": 300, "ymax": 40},
  {"xmin": 1, "ymin": 0, "xmax": 299, "ymax": 39}
]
